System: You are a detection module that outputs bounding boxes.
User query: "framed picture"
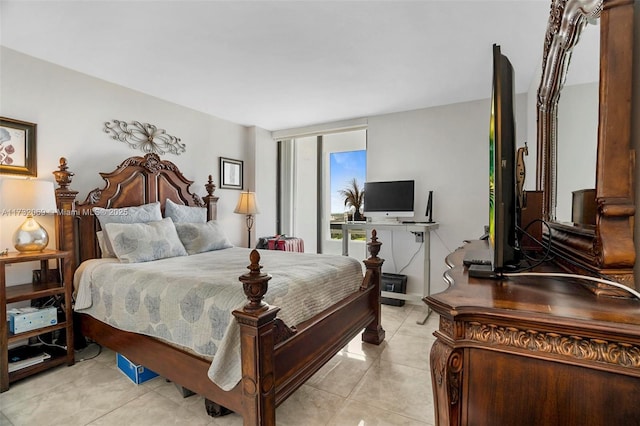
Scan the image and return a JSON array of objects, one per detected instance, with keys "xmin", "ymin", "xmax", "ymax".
[
  {"xmin": 219, "ymin": 157, "xmax": 243, "ymax": 190},
  {"xmin": 0, "ymin": 117, "xmax": 37, "ymax": 177}
]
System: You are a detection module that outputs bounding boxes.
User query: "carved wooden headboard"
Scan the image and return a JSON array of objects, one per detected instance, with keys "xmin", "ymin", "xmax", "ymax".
[{"xmin": 53, "ymin": 153, "xmax": 219, "ymax": 271}]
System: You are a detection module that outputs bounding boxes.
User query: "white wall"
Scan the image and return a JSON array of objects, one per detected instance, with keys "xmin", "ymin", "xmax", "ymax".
[
  {"xmin": 0, "ymin": 47, "xmax": 257, "ymax": 284},
  {"xmin": 252, "ymin": 126, "xmax": 278, "ymax": 243},
  {"xmin": 293, "ymin": 136, "xmax": 317, "ymax": 251}
]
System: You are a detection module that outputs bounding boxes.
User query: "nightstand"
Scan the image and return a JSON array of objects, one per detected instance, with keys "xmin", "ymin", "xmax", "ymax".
[{"xmin": 1, "ymin": 250, "xmax": 74, "ymax": 392}]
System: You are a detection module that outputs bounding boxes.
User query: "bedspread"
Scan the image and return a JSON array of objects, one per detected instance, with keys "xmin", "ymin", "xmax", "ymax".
[{"xmin": 73, "ymin": 247, "xmax": 364, "ymax": 390}]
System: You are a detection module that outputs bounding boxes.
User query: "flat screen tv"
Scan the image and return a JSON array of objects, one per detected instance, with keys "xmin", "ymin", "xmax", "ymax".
[
  {"xmin": 470, "ymin": 44, "xmax": 519, "ymax": 278},
  {"xmin": 363, "ymin": 180, "xmax": 415, "ymax": 219}
]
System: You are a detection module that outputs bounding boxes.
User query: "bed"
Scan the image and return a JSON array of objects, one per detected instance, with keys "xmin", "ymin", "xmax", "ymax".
[{"xmin": 53, "ymin": 153, "xmax": 385, "ymax": 426}]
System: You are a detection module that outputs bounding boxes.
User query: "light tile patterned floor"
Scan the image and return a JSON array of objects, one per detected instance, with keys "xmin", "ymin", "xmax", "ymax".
[{"xmin": 0, "ymin": 304, "xmax": 437, "ymax": 426}]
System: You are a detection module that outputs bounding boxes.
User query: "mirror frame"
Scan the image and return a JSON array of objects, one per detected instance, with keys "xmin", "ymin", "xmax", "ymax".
[{"xmin": 536, "ymin": 0, "xmax": 636, "ymax": 293}]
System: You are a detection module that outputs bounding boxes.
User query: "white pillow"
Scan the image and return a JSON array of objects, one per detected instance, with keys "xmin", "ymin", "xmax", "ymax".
[
  {"xmin": 95, "ymin": 231, "xmax": 115, "ymax": 258},
  {"xmin": 103, "ymin": 218, "xmax": 187, "ymax": 263},
  {"xmin": 93, "ymin": 202, "xmax": 163, "ymax": 257},
  {"xmin": 174, "ymin": 221, "xmax": 233, "ymax": 255},
  {"xmin": 164, "ymin": 198, "xmax": 207, "ymax": 223}
]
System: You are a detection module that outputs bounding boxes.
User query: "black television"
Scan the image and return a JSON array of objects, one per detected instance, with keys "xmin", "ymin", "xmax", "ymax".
[
  {"xmin": 469, "ymin": 44, "xmax": 519, "ymax": 278},
  {"xmin": 363, "ymin": 180, "xmax": 415, "ymax": 220}
]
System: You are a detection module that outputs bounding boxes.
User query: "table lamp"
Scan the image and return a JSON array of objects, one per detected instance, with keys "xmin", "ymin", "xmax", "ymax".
[
  {"xmin": 234, "ymin": 191, "xmax": 260, "ymax": 248},
  {"xmin": 0, "ymin": 178, "xmax": 57, "ymax": 252}
]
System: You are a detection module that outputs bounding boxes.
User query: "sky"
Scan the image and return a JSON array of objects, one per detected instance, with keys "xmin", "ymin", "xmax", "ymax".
[{"xmin": 330, "ymin": 150, "xmax": 366, "ymax": 214}]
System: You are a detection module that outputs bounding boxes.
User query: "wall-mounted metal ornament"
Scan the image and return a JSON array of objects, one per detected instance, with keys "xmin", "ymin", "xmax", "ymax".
[{"xmin": 104, "ymin": 120, "xmax": 186, "ymax": 155}]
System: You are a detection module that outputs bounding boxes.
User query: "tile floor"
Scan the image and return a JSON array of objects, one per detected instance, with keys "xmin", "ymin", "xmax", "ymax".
[{"xmin": 0, "ymin": 304, "xmax": 437, "ymax": 426}]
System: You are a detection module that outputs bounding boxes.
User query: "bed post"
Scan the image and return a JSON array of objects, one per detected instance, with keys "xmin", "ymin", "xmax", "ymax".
[
  {"xmin": 53, "ymin": 157, "xmax": 78, "ymax": 270},
  {"xmin": 233, "ymin": 250, "xmax": 279, "ymax": 426},
  {"xmin": 362, "ymin": 229, "xmax": 385, "ymax": 344},
  {"xmin": 203, "ymin": 174, "xmax": 219, "ymax": 221}
]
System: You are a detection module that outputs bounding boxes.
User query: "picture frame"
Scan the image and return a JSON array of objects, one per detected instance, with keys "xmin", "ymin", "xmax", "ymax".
[
  {"xmin": 219, "ymin": 157, "xmax": 243, "ymax": 190},
  {"xmin": 0, "ymin": 117, "xmax": 37, "ymax": 177}
]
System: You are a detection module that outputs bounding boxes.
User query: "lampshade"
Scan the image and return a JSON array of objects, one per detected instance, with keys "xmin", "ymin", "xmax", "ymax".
[
  {"xmin": 1, "ymin": 179, "xmax": 57, "ymax": 213},
  {"xmin": 0, "ymin": 178, "xmax": 57, "ymax": 252},
  {"xmin": 234, "ymin": 191, "xmax": 260, "ymax": 215}
]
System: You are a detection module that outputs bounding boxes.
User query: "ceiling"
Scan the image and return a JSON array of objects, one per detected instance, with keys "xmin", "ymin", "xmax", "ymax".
[{"xmin": 0, "ymin": 1, "xmax": 599, "ymax": 131}]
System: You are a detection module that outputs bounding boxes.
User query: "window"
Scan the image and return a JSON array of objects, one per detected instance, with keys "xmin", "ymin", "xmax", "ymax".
[{"xmin": 329, "ymin": 150, "xmax": 366, "ymax": 240}]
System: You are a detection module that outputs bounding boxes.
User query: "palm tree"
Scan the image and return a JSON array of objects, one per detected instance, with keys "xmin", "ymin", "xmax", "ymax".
[{"xmin": 339, "ymin": 178, "xmax": 364, "ymax": 221}]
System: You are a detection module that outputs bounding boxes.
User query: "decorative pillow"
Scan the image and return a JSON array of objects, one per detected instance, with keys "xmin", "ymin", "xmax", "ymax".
[
  {"xmin": 93, "ymin": 202, "xmax": 163, "ymax": 257},
  {"xmin": 95, "ymin": 231, "xmax": 115, "ymax": 258},
  {"xmin": 103, "ymin": 218, "xmax": 187, "ymax": 263},
  {"xmin": 164, "ymin": 198, "xmax": 207, "ymax": 223},
  {"xmin": 174, "ymin": 220, "xmax": 233, "ymax": 255}
]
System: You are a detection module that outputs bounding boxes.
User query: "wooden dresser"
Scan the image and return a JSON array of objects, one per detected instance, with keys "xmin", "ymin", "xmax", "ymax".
[{"xmin": 424, "ymin": 241, "xmax": 640, "ymax": 426}]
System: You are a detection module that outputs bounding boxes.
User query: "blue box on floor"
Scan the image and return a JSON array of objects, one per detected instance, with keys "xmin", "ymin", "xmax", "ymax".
[{"xmin": 116, "ymin": 353, "xmax": 158, "ymax": 384}]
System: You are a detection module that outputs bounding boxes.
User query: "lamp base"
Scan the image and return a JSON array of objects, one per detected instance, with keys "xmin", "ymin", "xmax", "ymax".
[
  {"xmin": 13, "ymin": 216, "xmax": 49, "ymax": 252},
  {"xmin": 246, "ymin": 214, "xmax": 254, "ymax": 248}
]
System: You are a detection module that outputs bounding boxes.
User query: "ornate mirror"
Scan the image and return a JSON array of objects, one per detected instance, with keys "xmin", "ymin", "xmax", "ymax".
[{"xmin": 536, "ymin": 0, "xmax": 636, "ymax": 293}]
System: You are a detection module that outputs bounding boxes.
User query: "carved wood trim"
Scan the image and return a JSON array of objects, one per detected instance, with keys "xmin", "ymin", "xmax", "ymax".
[
  {"xmin": 431, "ymin": 340, "xmax": 450, "ymax": 388},
  {"xmin": 465, "ymin": 321, "xmax": 640, "ymax": 374},
  {"xmin": 273, "ymin": 319, "xmax": 297, "ymax": 344},
  {"xmin": 430, "ymin": 340, "xmax": 462, "ymax": 426},
  {"xmin": 440, "ymin": 317, "xmax": 454, "ymax": 338},
  {"xmin": 239, "ymin": 250, "xmax": 272, "ymax": 313}
]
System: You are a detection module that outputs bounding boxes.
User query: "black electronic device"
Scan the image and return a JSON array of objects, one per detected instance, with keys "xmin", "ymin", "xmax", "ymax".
[
  {"xmin": 426, "ymin": 190, "xmax": 434, "ymax": 223},
  {"xmin": 463, "ymin": 249, "xmax": 492, "ymax": 267},
  {"xmin": 469, "ymin": 44, "xmax": 520, "ymax": 279},
  {"xmin": 381, "ymin": 273, "xmax": 407, "ymax": 306},
  {"xmin": 363, "ymin": 180, "xmax": 415, "ymax": 219}
]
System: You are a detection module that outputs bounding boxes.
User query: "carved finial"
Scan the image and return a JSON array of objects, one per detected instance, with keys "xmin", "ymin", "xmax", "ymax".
[
  {"xmin": 205, "ymin": 174, "xmax": 216, "ymax": 197},
  {"xmin": 248, "ymin": 249, "xmax": 263, "ymax": 272},
  {"xmin": 53, "ymin": 157, "xmax": 74, "ymax": 190},
  {"xmin": 239, "ymin": 249, "xmax": 272, "ymax": 312},
  {"xmin": 142, "ymin": 153, "xmax": 162, "ymax": 173},
  {"xmin": 367, "ymin": 229, "xmax": 381, "ymax": 259}
]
